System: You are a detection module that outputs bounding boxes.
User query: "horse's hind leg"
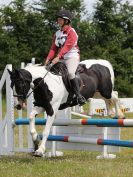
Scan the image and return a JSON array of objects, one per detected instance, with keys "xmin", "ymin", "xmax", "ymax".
[
  {"xmin": 29, "ymin": 106, "xmax": 44, "ymax": 151},
  {"xmin": 104, "ymin": 99, "xmax": 113, "ymax": 116},
  {"xmin": 111, "ymin": 91, "xmax": 125, "ymax": 119},
  {"xmin": 105, "ymin": 91, "xmax": 125, "ymax": 119}
]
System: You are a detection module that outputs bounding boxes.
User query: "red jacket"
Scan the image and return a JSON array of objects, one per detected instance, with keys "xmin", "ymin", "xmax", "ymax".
[{"xmin": 47, "ymin": 25, "xmax": 80, "ymax": 60}]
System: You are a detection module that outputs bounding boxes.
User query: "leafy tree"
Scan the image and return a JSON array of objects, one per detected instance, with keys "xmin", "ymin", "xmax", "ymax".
[
  {"xmin": 91, "ymin": 0, "xmax": 133, "ymax": 97},
  {"xmin": 0, "ymin": 0, "xmax": 132, "ymax": 97},
  {"xmin": 0, "ymin": 0, "xmax": 31, "ymax": 70}
]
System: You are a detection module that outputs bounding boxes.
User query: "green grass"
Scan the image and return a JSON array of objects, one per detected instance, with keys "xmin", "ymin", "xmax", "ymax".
[
  {"xmin": 1, "ymin": 149, "xmax": 133, "ymax": 177},
  {"xmin": 0, "ymin": 101, "xmax": 133, "ymax": 177}
]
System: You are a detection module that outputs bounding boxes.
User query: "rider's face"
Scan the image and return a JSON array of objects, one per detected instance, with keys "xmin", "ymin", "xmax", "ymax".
[{"xmin": 57, "ymin": 18, "xmax": 65, "ymax": 27}]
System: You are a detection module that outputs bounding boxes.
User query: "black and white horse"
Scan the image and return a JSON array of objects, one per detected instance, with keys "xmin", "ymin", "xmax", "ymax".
[{"xmin": 8, "ymin": 59, "xmax": 124, "ymax": 157}]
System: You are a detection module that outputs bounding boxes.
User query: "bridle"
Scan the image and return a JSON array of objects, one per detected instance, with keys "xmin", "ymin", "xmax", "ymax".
[{"xmin": 12, "ymin": 77, "xmax": 31, "ymax": 100}]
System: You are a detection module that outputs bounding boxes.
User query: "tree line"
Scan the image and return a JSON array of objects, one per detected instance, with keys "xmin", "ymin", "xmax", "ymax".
[{"xmin": 0, "ymin": 0, "xmax": 132, "ymax": 97}]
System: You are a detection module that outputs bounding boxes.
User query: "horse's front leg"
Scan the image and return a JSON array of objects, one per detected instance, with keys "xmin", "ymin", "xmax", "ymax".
[
  {"xmin": 29, "ymin": 106, "xmax": 44, "ymax": 151},
  {"xmin": 34, "ymin": 102, "xmax": 60, "ymax": 157}
]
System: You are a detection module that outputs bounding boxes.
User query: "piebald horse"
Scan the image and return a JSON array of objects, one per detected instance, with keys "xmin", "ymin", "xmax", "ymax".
[{"xmin": 8, "ymin": 59, "xmax": 124, "ymax": 157}]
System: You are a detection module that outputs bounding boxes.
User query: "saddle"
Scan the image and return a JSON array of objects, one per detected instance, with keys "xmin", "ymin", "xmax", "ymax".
[{"xmin": 48, "ymin": 62, "xmax": 87, "ymax": 109}]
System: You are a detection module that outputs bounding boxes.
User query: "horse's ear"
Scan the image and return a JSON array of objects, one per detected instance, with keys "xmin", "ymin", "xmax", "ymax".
[
  {"xmin": 7, "ymin": 69, "xmax": 12, "ymax": 75},
  {"xmin": 14, "ymin": 69, "xmax": 21, "ymax": 77}
]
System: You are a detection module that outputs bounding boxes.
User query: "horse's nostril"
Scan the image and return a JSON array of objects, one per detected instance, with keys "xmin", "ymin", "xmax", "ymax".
[{"xmin": 16, "ymin": 104, "xmax": 22, "ymax": 110}]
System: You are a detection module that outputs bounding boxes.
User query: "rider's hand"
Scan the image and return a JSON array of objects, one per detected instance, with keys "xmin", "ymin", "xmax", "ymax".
[
  {"xmin": 52, "ymin": 56, "xmax": 60, "ymax": 65},
  {"xmin": 44, "ymin": 58, "xmax": 49, "ymax": 65}
]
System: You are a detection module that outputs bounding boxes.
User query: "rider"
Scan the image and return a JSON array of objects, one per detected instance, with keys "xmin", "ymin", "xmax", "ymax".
[{"xmin": 44, "ymin": 9, "xmax": 86, "ymax": 106}]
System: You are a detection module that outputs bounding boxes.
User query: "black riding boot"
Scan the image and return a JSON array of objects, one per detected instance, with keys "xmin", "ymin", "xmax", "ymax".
[{"xmin": 70, "ymin": 78, "xmax": 86, "ymax": 106}]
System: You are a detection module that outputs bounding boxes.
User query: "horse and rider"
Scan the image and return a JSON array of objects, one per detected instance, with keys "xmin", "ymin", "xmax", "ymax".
[{"xmin": 8, "ymin": 9, "xmax": 125, "ymax": 157}]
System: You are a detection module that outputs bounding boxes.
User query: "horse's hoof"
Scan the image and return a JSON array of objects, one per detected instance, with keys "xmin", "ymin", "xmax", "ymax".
[
  {"xmin": 33, "ymin": 151, "xmax": 44, "ymax": 157},
  {"xmin": 112, "ymin": 116, "xmax": 118, "ymax": 119},
  {"xmin": 33, "ymin": 135, "xmax": 41, "ymax": 151},
  {"xmin": 33, "ymin": 140, "xmax": 39, "ymax": 151},
  {"xmin": 119, "ymin": 116, "xmax": 126, "ymax": 119},
  {"xmin": 113, "ymin": 116, "xmax": 126, "ymax": 119}
]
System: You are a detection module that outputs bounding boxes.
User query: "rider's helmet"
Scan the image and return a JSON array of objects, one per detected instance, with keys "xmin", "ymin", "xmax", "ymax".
[{"xmin": 57, "ymin": 9, "xmax": 73, "ymax": 23}]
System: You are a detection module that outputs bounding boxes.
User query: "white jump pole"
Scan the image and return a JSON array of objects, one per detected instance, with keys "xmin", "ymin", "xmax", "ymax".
[{"xmin": 97, "ymin": 127, "xmax": 116, "ymax": 159}]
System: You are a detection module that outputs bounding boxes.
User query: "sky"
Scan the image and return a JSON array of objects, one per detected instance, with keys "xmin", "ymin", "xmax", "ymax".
[{"xmin": 0, "ymin": 0, "xmax": 133, "ymax": 13}]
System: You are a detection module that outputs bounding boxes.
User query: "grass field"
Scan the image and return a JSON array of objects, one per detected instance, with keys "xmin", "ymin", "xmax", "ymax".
[
  {"xmin": 0, "ymin": 103, "xmax": 133, "ymax": 177},
  {"xmin": 1, "ymin": 149, "xmax": 133, "ymax": 177}
]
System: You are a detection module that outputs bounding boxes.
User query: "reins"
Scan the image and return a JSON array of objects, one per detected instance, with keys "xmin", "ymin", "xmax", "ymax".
[{"xmin": 26, "ymin": 63, "xmax": 53, "ymax": 98}]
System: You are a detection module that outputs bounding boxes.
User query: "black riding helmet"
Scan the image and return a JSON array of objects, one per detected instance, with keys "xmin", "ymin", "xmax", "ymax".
[{"xmin": 57, "ymin": 10, "xmax": 73, "ymax": 23}]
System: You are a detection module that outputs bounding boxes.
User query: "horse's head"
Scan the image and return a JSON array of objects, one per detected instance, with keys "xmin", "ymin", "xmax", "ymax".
[{"xmin": 8, "ymin": 68, "xmax": 32, "ymax": 110}]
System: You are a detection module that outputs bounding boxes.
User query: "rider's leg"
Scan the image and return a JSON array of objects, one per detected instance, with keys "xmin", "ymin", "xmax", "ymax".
[
  {"xmin": 70, "ymin": 77, "xmax": 86, "ymax": 105},
  {"xmin": 64, "ymin": 57, "xmax": 86, "ymax": 106}
]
